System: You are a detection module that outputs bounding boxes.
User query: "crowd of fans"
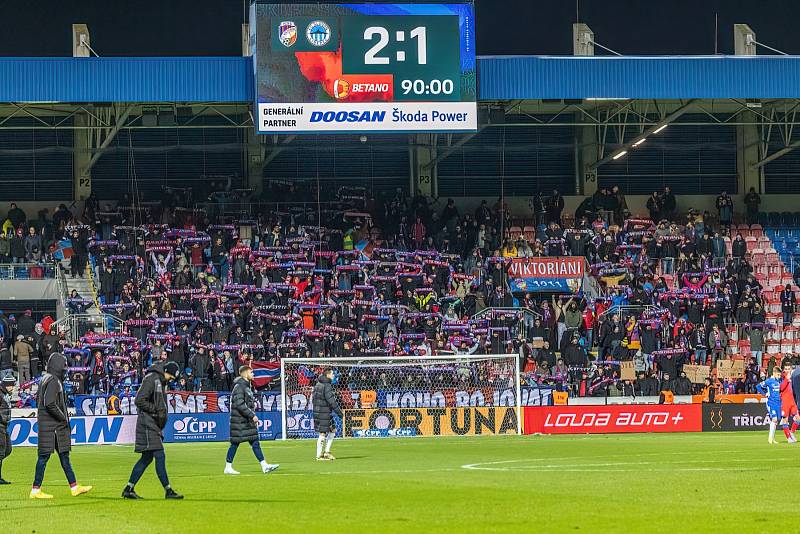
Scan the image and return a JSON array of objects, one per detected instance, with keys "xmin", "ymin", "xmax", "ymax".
[{"xmin": 0, "ymin": 182, "xmax": 791, "ymax": 406}]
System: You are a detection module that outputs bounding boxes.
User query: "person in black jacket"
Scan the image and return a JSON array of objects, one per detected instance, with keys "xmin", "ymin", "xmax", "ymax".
[
  {"xmin": 122, "ymin": 361, "xmax": 183, "ymax": 500},
  {"xmin": 31, "ymin": 353, "xmax": 92, "ymax": 499},
  {"xmin": 224, "ymin": 366, "xmax": 279, "ymax": 475},
  {"xmin": 189, "ymin": 346, "xmax": 211, "ymax": 390},
  {"xmin": 563, "ymin": 336, "xmax": 589, "ymax": 368},
  {"xmin": 99, "ymin": 263, "xmax": 117, "ymax": 304},
  {"xmin": 69, "ymin": 229, "xmax": 86, "ymax": 278},
  {"xmin": 782, "ymin": 284, "xmax": 797, "ymax": 325},
  {"xmin": 634, "ymin": 371, "xmax": 659, "ymax": 397},
  {"xmin": 0, "ymin": 375, "xmax": 14, "ymax": 484},
  {"xmin": 673, "ymin": 371, "xmax": 692, "ymax": 395},
  {"xmin": 313, "ymin": 368, "xmax": 342, "ymax": 461}
]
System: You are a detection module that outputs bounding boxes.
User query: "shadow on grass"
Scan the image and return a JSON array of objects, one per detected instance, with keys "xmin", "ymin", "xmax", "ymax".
[
  {"xmin": 6, "ymin": 497, "xmax": 296, "ymax": 510},
  {"xmin": 90, "ymin": 496, "xmax": 298, "ymax": 504}
]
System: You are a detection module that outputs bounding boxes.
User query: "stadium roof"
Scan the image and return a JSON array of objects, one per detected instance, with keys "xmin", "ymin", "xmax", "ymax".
[{"xmin": 3, "ymin": 55, "xmax": 800, "ymax": 103}]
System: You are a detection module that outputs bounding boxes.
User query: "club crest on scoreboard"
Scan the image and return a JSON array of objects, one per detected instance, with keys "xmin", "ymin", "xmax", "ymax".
[
  {"xmin": 306, "ymin": 20, "xmax": 331, "ymax": 47},
  {"xmin": 278, "ymin": 21, "xmax": 297, "ymax": 48}
]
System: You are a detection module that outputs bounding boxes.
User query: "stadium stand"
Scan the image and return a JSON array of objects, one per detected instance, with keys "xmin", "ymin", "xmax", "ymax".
[{"xmin": 0, "ymin": 182, "xmax": 782, "ymax": 406}]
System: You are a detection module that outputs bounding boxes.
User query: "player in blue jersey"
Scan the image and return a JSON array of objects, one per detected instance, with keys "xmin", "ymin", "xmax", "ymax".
[{"xmin": 757, "ymin": 366, "xmax": 784, "ymax": 444}]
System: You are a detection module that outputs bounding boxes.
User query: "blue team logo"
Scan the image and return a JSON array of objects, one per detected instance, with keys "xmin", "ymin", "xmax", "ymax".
[
  {"xmin": 278, "ymin": 21, "xmax": 297, "ymax": 48},
  {"xmin": 306, "ymin": 20, "xmax": 331, "ymax": 47}
]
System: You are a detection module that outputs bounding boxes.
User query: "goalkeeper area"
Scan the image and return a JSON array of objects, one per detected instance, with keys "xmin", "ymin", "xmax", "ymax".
[
  {"xmin": 281, "ymin": 355, "xmax": 523, "ymax": 440},
  {"xmin": 1, "ymin": 432, "xmax": 794, "ymax": 533}
]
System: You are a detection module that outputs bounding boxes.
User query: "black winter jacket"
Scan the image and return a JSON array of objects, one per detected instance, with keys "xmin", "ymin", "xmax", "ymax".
[
  {"xmin": 0, "ymin": 389, "xmax": 11, "ymax": 460},
  {"xmin": 229, "ymin": 376, "xmax": 259, "ymax": 444},
  {"xmin": 312, "ymin": 375, "xmax": 342, "ymax": 434},
  {"xmin": 134, "ymin": 363, "xmax": 169, "ymax": 452},
  {"xmin": 37, "ymin": 353, "xmax": 71, "ymax": 454}
]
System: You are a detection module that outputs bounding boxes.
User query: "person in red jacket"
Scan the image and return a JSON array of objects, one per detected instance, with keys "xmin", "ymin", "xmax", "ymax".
[
  {"xmin": 411, "ymin": 217, "xmax": 426, "ymax": 250},
  {"xmin": 781, "ymin": 361, "xmax": 800, "ymax": 442},
  {"xmin": 581, "ymin": 306, "xmax": 596, "ymax": 348}
]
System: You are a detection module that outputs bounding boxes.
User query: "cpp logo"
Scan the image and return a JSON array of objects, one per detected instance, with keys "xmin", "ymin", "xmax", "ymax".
[
  {"xmin": 257, "ymin": 418, "xmax": 273, "ymax": 431},
  {"xmin": 173, "ymin": 417, "xmax": 217, "ymax": 435},
  {"xmin": 288, "ymin": 413, "xmax": 314, "ymax": 431}
]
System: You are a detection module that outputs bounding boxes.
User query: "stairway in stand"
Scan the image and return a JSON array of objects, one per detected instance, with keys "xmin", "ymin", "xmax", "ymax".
[{"xmin": 62, "ymin": 263, "xmax": 103, "ymax": 318}]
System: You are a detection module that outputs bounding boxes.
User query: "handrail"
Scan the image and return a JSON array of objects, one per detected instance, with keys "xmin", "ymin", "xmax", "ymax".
[
  {"xmin": 51, "ymin": 313, "xmax": 126, "ymax": 342},
  {"xmin": 472, "ymin": 306, "xmax": 542, "ymax": 320},
  {"xmin": 0, "ymin": 263, "xmax": 56, "ymax": 280},
  {"xmin": 471, "ymin": 306, "xmax": 542, "ymax": 339},
  {"xmin": 55, "ymin": 261, "xmax": 69, "ymax": 319},
  {"xmin": 86, "ymin": 259, "xmax": 101, "ymax": 310},
  {"xmin": 598, "ymin": 304, "xmax": 655, "ymax": 318}
]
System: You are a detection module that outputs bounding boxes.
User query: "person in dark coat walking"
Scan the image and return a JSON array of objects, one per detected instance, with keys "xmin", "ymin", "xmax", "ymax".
[
  {"xmin": 31, "ymin": 353, "xmax": 92, "ymax": 499},
  {"xmin": 0, "ymin": 375, "xmax": 14, "ymax": 484},
  {"xmin": 122, "ymin": 361, "xmax": 183, "ymax": 500},
  {"xmin": 224, "ymin": 366, "xmax": 279, "ymax": 475},
  {"xmin": 313, "ymin": 368, "xmax": 342, "ymax": 461}
]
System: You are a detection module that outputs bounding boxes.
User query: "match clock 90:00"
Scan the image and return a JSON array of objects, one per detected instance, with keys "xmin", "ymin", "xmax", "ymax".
[{"xmin": 400, "ymin": 79, "xmax": 455, "ymax": 96}]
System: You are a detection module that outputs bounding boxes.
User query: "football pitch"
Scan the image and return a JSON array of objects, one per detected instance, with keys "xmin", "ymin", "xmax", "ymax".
[{"xmin": 0, "ymin": 432, "xmax": 789, "ymax": 533}]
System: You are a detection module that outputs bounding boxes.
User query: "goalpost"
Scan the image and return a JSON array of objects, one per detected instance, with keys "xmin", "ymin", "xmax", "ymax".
[{"xmin": 279, "ymin": 354, "xmax": 522, "ymax": 440}]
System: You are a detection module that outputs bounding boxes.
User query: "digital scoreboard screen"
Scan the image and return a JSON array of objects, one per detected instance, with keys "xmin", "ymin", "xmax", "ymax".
[{"xmin": 251, "ymin": 2, "xmax": 477, "ymax": 133}]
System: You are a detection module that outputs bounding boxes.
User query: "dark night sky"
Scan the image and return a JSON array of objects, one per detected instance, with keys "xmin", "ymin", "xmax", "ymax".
[{"xmin": 0, "ymin": 0, "xmax": 797, "ymax": 57}]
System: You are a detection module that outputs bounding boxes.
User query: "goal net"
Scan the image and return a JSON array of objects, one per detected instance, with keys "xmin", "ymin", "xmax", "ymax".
[{"xmin": 280, "ymin": 355, "xmax": 521, "ymax": 440}]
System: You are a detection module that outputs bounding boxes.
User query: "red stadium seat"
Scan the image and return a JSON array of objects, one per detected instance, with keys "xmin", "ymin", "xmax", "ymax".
[
  {"xmin": 737, "ymin": 339, "xmax": 751, "ymax": 356},
  {"xmin": 522, "ymin": 226, "xmax": 536, "ymax": 242}
]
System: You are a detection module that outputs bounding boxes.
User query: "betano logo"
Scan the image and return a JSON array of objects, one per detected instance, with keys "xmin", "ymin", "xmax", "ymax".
[
  {"xmin": 333, "ymin": 79, "xmax": 350, "ymax": 99},
  {"xmin": 333, "ymin": 79, "xmax": 392, "ymax": 100}
]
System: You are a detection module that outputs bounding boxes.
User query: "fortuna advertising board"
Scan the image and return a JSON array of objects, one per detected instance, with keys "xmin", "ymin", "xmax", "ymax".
[{"xmin": 343, "ymin": 407, "xmax": 518, "ymax": 437}]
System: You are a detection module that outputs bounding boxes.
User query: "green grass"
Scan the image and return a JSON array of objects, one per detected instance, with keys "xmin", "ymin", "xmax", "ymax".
[{"xmin": 0, "ymin": 432, "xmax": 789, "ymax": 533}]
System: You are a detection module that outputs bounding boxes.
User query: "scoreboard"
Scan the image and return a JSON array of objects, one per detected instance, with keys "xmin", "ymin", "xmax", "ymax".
[{"xmin": 251, "ymin": 2, "xmax": 477, "ymax": 133}]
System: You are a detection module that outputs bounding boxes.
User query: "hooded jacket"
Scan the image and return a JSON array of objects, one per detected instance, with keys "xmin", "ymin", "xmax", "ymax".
[
  {"xmin": 37, "ymin": 352, "xmax": 71, "ymax": 454},
  {"xmin": 134, "ymin": 362, "xmax": 169, "ymax": 452},
  {"xmin": 229, "ymin": 376, "xmax": 259, "ymax": 444},
  {"xmin": 0, "ymin": 385, "xmax": 10, "ymax": 460},
  {"xmin": 312, "ymin": 374, "xmax": 342, "ymax": 434}
]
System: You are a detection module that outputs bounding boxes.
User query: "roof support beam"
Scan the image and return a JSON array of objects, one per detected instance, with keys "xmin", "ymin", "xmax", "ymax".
[
  {"xmin": 751, "ymin": 139, "xmax": 800, "ymax": 170},
  {"xmin": 262, "ymin": 135, "xmax": 296, "ymax": 169},
  {"xmin": 82, "ymin": 105, "xmax": 133, "ymax": 177},
  {"xmin": 589, "ymin": 99, "xmax": 697, "ymax": 170},
  {"xmin": 421, "ymin": 128, "xmax": 483, "ymax": 171}
]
